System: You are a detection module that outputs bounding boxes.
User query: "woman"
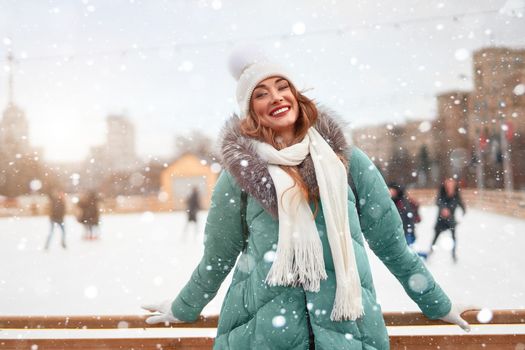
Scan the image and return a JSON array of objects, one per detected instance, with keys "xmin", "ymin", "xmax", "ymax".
[
  {"xmin": 144, "ymin": 49, "xmax": 472, "ymax": 349},
  {"xmin": 428, "ymin": 178, "xmax": 466, "ymax": 262}
]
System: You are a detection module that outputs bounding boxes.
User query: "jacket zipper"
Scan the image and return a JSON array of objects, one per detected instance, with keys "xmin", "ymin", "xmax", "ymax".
[{"xmin": 304, "ymin": 291, "xmax": 315, "ymax": 350}]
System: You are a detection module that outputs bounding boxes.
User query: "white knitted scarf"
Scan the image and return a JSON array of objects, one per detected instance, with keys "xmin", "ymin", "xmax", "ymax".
[{"xmin": 255, "ymin": 127, "xmax": 364, "ymax": 321}]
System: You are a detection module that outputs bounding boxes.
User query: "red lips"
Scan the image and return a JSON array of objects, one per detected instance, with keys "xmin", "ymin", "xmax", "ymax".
[{"xmin": 269, "ymin": 105, "xmax": 291, "ymax": 117}]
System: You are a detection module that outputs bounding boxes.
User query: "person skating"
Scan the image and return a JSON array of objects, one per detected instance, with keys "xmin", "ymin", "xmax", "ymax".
[
  {"xmin": 183, "ymin": 186, "xmax": 201, "ymax": 236},
  {"xmin": 44, "ymin": 189, "xmax": 67, "ymax": 250},
  {"xmin": 143, "ymin": 47, "xmax": 473, "ymax": 349},
  {"xmin": 77, "ymin": 190, "xmax": 101, "ymax": 240},
  {"xmin": 388, "ymin": 183, "xmax": 427, "ymax": 260},
  {"xmin": 388, "ymin": 183, "xmax": 421, "ymax": 246},
  {"xmin": 428, "ymin": 178, "xmax": 466, "ymax": 262}
]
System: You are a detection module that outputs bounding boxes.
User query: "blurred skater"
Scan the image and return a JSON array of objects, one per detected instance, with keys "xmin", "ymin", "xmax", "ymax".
[
  {"xmin": 388, "ymin": 183, "xmax": 421, "ymax": 246},
  {"xmin": 183, "ymin": 186, "xmax": 201, "ymax": 236},
  {"xmin": 77, "ymin": 190, "xmax": 101, "ymax": 240},
  {"xmin": 44, "ymin": 189, "xmax": 67, "ymax": 250},
  {"xmin": 428, "ymin": 178, "xmax": 466, "ymax": 262}
]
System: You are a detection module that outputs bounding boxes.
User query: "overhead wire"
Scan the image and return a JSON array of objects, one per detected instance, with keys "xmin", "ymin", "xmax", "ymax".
[{"xmin": 0, "ymin": 7, "xmax": 521, "ymax": 63}]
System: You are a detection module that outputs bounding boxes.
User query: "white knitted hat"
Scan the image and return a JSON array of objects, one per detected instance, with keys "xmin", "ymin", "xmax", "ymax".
[{"xmin": 228, "ymin": 45, "xmax": 295, "ymax": 118}]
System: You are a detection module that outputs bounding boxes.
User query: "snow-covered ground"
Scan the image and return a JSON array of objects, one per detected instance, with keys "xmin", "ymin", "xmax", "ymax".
[{"xmin": 1, "ymin": 206, "xmax": 524, "ymax": 336}]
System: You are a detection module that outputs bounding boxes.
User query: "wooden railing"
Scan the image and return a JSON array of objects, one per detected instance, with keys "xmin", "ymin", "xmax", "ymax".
[
  {"xmin": 1, "ymin": 310, "xmax": 524, "ymax": 349},
  {"xmin": 2, "ymin": 188, "xmax": 525, "ymax": 218},
  {"xmin": 409, "ymin": 188, "xmax": 525, "ymax": 218}
]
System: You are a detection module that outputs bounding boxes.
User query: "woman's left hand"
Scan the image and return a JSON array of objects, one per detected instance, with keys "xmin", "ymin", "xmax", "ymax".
[{"xmin": 439, "ymin": 304, "xmax": 478, "ymax": 332}]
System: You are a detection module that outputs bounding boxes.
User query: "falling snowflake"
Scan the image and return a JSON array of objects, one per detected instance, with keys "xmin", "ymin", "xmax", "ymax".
[
  {"xmin": 292, "ymin": 22, "xmax": 306, "ymax": 35},
  {"xmin": 210, "ymin": 163, "xmax": 222, "ymax": 173},
  {"xmin": 84, "ymin": 286, "xmax": 98, "ymax": 299},
  {"xmin": 454, "ymin": 48, "xmax": 469, "ymax": 61},
  {"xmin": 118, "ymin": 321, "xmax": 129, "ymax": 329},
  {"xmin": 263, "ymin": 250, "xmax": 276, "ymax": 263},
  {"xmin": 153, "ymin": 276, "xmax": 163, "ymax": 286},
  {"xmin": 29, "ymin": 179, "xmax": 42, "ymax": 191},
  {"xmin": 476, "ymin": 308, "xmax": 493, "ymax": 323},
  {"xmin": 408, "ymin": 273, "xmax": 429, "ymax": 293},
  {"xmin": 272, "ymin": 315, "xmax": 286, "ymax": 328},
  {"xmin": 211, "ymin": 0, "xmax": 222, "ymax": 10},
  {"xmin": 513, "ymin": 84, "xmax": 525, "ymax": 96}
]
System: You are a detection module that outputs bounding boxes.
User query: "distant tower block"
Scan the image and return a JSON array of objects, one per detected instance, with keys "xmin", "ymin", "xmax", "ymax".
[
  {"xmin": 0, "ymin": 51, "xmax": 31, "ymax": 157},
  {"xmin": 106, "ymin": 114, "xmax": 138, "ymax": 172}
]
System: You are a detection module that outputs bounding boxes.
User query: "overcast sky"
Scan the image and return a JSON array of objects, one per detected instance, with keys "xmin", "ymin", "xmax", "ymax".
[{"xmin": 0, "ymin": 0, "xmax": 524, "ymax": 162}]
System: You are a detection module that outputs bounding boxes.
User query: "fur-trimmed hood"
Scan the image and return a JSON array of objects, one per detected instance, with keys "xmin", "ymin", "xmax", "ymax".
[{"xmin": 218, "ymin": 107, "xmax": 351, "ymax": 218}]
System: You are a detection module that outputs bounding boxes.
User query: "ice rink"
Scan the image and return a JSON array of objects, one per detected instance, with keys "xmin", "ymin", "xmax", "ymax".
[{"xmin": 1, "ymin": 206, "xmax": 524, "ymax": 321}]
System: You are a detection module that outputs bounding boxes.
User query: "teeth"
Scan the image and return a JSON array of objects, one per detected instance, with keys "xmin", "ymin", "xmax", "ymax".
[{"xmin": 271, "ymin": 107, "xmax": 289, "ymax": 116}]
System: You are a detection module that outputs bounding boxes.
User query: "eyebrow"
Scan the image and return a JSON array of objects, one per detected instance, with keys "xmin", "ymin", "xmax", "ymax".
[{"xmin": 254, "ymin": 78, "xmax": 287, "ymax": 90}]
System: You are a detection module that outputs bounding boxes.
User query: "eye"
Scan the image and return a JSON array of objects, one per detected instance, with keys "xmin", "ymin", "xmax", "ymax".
[
  {"xmin": 278, "ymin": 83, "xmax": 290, "ymax": 91},
  {"xmin": 254, "ymin": 91, "xmax": 268, "ymax": 99}
]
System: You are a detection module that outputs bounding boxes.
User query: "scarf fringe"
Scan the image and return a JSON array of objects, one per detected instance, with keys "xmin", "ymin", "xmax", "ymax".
[
  {"xmin": 293, "ymin": 239, "xmax": 327, "ymax": 292},
  {"xmin": 330, "ymin": 284, "xmax": 365, "ymax": 321},
  {"xmin": 265, "ymin": 243, "xmax": 296, "ymax": 286},
  {"xmin": 265, "ymin": 239, "xmax": 328, "ymax": 291}
]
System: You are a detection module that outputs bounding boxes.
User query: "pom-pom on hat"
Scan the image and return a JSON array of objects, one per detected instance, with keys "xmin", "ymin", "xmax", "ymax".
[{"xmin": 228, "ymin": 44, "xmax": 295, "ymax": 118}]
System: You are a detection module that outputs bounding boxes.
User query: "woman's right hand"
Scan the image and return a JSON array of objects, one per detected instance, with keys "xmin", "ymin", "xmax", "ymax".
[{"xmin": 141, "ymin": 300, "xmax": 184, "ymax": 324}]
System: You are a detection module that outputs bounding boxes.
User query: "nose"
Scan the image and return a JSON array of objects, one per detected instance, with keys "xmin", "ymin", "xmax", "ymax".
[{"xmin": 270, "ymin": 90, "xmax": 284, "ymax": 104}]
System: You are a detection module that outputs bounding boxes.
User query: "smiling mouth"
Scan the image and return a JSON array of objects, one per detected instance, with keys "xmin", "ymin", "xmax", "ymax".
[{"xmin": 270, "ymin": 106, "xmax": 290, "ymax": 117}]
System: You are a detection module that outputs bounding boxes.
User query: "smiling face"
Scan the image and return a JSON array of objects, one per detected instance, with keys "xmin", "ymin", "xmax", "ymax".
[{"xmin": 250, "ymin": 76, "xmax": 299, "ymax": 143}]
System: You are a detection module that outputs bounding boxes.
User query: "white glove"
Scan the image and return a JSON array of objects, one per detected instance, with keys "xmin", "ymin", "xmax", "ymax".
[
  {"xmin": 142, "ymin": 300, "xmax": 183, "ymax": 325},
  {"xmin": 439, "ymin": 304, "xmax": 477, "ymax": 332}
]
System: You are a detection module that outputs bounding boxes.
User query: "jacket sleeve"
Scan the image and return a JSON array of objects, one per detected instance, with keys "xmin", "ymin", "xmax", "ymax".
[
  {"xmin": 349, "ymin": 147, "xmax": 452, "ymax": 319},
  {"xmin": 171, "ymin": 171, "xmax": 244, "ymax": 322}
]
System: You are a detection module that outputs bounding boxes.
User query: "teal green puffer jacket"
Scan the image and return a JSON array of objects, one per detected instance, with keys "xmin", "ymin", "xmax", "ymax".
[{"xmin": 171, "ymin": 112, "xmax": 451, "ymax": 349}]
